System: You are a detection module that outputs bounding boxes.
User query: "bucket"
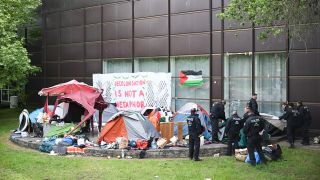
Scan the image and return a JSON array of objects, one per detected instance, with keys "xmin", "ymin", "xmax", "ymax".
[{"xmin": 10, "ymin": 96, "xmax": 18, "ymax": 108}]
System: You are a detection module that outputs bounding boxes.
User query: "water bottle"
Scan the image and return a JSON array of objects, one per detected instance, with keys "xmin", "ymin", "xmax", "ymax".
[
  {"xmin": 151, "ymin": 139, "xmax": 157, "ymax": 149},
  {"xmin": 121, "ymin": 149, "xmax": 125, "ymax": 159}
]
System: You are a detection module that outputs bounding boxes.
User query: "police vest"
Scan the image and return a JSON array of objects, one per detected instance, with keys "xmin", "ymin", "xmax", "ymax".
[
  {"xmin": 230, "ymin": 117, "xmax": 242, "ymax": 132},
  {"xmin": 249, "ymin": 118, "xmax": 262, "ymax": 135}
]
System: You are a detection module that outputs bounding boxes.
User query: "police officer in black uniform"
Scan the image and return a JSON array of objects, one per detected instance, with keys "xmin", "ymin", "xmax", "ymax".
[
  {"xmin": 210, "ymin": 100, "xmax": 226, "ymax": 143},
  {"xmin": 243, "ymin": 106, "xmax": 266, "ymax": 166},
  {"xmin": 279, "ymin": 103, "xmax": 300, "ymax": 148},
  {"xmin": 225, "ymin": 110, "xmax": 243, "ymax": 156},
  {"xmin": 297, "ymin": 101, "xmax": 312, "ymax": 145},
  {"xmin": 187, "ymin": 108, "xmax": 203, "ymax": 161},
  {"xmin": 248, "ymin": 93, "xmax": 259, "ymax": 115}
]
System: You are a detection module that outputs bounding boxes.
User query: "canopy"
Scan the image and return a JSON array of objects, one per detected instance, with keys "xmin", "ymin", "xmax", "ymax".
[
  {"xmin": 38, "ymin": 80, "xmax": 107, "ymax": 136},
  {"xmin": 38, "ymin": 79, "xmax": 97, "ymax": 96}
]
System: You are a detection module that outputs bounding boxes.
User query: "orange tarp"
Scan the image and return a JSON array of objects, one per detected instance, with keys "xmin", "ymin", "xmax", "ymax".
[{"xmin": 148, "ymin": 109, "xmax": 161, "ymax": 132}]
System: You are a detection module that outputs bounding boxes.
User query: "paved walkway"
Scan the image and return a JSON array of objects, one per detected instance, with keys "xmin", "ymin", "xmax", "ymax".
[{"xmin": 278, "ymin": 139, "xmax": 320, "ymax": 151}]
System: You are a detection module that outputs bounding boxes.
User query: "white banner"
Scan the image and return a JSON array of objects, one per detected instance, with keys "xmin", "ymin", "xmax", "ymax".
[{"xmin": 93, "ymin": 72, "xmax": 171, "ymax": 111}]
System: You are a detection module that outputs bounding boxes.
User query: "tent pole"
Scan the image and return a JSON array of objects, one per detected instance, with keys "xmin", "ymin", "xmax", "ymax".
[
  {"xmin": 44, "ymin": 95, "xmax": 49, "ymax": 113},
  {"xmin": 99, "ymin": 110, "xmax": 102, "ymax": 132},
  {"xmin": 64, "ymin": 113, "xmax": 91, "ymax": 137},
  {"xmin": 51, "ymin": 97, "xmax": 60, "ymax": 116},
  {"xmin": 91, "ymin": 117, "xmax": 94, "ymax": 134}
]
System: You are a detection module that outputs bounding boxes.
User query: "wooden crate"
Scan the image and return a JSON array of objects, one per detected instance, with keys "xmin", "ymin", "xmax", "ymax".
[{"xmin": 160, "ymin": 122, "xmax": 174, "ymax": 143}]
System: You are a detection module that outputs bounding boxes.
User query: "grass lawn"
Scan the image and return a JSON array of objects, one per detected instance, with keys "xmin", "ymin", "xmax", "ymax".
[{"xmin": 0, "ymin": 108, "xmax": 319, "ymax": 180}]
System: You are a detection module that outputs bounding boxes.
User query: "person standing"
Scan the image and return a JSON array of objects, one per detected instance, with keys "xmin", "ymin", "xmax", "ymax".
[
  {"xmin": 297, "ymin": 101, "xmax": 312, "ymax": 145},
  {"xmin": 243, "ymin": 106, "xmax": 267, "ymax": 166},
  {"xmin": 279, "ymin": 103, "xmax": 300, "ymax": 148},
  {"xmin": 225, "ymin": 110, "xmax": 242, "ymax": 156},
  {"xmin": 210, "ymin": 100, "xmax": 226, "ymax": 143},
  {"xmin": 248, "ymin": 93, "xmax": 259, "ymax": 115},
  {"xmin": 187, "ymin": 108, "xmax": 203, "ymax": 161}
]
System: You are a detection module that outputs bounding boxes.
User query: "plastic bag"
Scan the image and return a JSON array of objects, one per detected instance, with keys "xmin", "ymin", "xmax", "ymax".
[
  {"xmin": 156, "ymin": 138, "xmax": 167, "ymax": 149},
  {"xmin": 119, "ymin": 138, "xmax": 128, "ymax": 149}
]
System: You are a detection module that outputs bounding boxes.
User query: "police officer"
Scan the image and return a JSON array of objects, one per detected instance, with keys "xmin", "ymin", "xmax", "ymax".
[
  {"xmin": 243, "ymin": 106, "xmax": 266, "ymax": 166},
  {"xmin": 248, "ymin": 93, "xmax": 259, "ymax": 115},
  {"xmin": 225, "ymin": 110, "xmax": 242, "ymax": 156},
  {"xmin": 210, "ymin": 100, "xmax": 226, "ymax": 143},
  {"xmin": 187, "ymin": 108, "xmax": 203, "ymax": 161},
  {"xmin": 297, "ymin": 101, "xmax": 312, "ymax": 145},
  {"xmin": 279, "ymin": 103, "xmax": 300, "ymax": 148}
]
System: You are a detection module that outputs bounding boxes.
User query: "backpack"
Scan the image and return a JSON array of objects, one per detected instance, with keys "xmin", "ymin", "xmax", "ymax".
[
  {"xmin": 136, "ymin": 139, "xmax": 149, "ymax": 150},
  {"xmin": 33, "ymin": 123, "xmax": 43, "ymax": 137}
]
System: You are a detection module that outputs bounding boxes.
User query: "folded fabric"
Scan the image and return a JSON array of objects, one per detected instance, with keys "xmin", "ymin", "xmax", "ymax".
[{"xmin": 67, "ymin": 146, "xmax": 85, "ymax": 154}]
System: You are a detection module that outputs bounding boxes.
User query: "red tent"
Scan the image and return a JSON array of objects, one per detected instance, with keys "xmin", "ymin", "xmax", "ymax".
[{"xmin": 38, "ymin": 80, "xmax": 107, "ymax": 136}]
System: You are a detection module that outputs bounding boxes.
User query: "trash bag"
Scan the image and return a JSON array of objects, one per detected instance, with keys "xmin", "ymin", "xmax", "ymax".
[{"xmin": 138, "ymin": 150, "xmax": 146, "ymax": 159}]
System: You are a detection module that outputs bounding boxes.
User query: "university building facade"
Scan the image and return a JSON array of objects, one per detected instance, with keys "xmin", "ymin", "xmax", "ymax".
[{"xmin": 25, "ymin": 0, "xmax": 320, "ymax": 129}]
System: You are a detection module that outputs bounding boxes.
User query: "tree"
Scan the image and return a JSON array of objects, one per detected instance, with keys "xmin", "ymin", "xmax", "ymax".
[
  {"xmin": 219, "ymin": 0, "xmax": 320, "ymax": 41},
  {"xmin": 0, "ymin": 0, "xmax": 41, "ymax": 92}
]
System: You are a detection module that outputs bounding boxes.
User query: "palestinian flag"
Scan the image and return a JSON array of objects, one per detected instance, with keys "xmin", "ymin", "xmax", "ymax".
[{"xmin": 179, "ymin": 70, "xmax": 204, "ymax": 87}]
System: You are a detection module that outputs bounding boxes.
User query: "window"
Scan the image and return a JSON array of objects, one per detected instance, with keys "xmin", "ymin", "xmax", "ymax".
[
  {"xmin": 0, "ymin": 86, "xmax": 11, "ymax": 103},
  {"xmin": 255, "ymin": 53, "xmax": 287, "ymax": 116},
  {"xmin": 224, "ymin": 54, "xmax": 252, "ymax": 116},
  {"xmin": 224, "ymin": 53, "xmax": 287, "ymax": 116},
  {"xmin": 103, "ymin": 59, "xmax": 132, "ymax": 73},
  {"xmin": 134, "ymin": 57, "xmax": 169, "ymax": 72},
  {"xmin": 170, "ymin": 56, "xmax": 210, "ymax": 112}
]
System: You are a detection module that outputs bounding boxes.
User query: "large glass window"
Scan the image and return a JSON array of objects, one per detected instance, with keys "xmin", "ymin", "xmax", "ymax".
[
  {"xmin": 224, "ymin": 54, "xmax": 252, "ymax": 115},
  {"xmin": 134, "ymin": 57, "xmax": 169, "ymax": 72},
  {"xmin": 171, "ymin": 56, "xmax": 210, "ymax": 112},
  {"xmin": 103, "ymin": 59, "xmax": 132, "ymax": 73},
  {"xmin": 255, "ymin": 53, "xmax": 287, "ymax": 116},
  {"xmin": 224, "ymin": 53, "xmax": 287, "ymax": 116}
]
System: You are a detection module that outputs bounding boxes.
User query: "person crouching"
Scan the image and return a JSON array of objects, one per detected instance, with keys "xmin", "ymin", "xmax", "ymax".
[
  {"xmin": 225, "ymin": 110, "xmax": 242, "ymax": 156},
  {"xmin": 187, "ymin": 108, "xmax": 203, "ymax": 161}
]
